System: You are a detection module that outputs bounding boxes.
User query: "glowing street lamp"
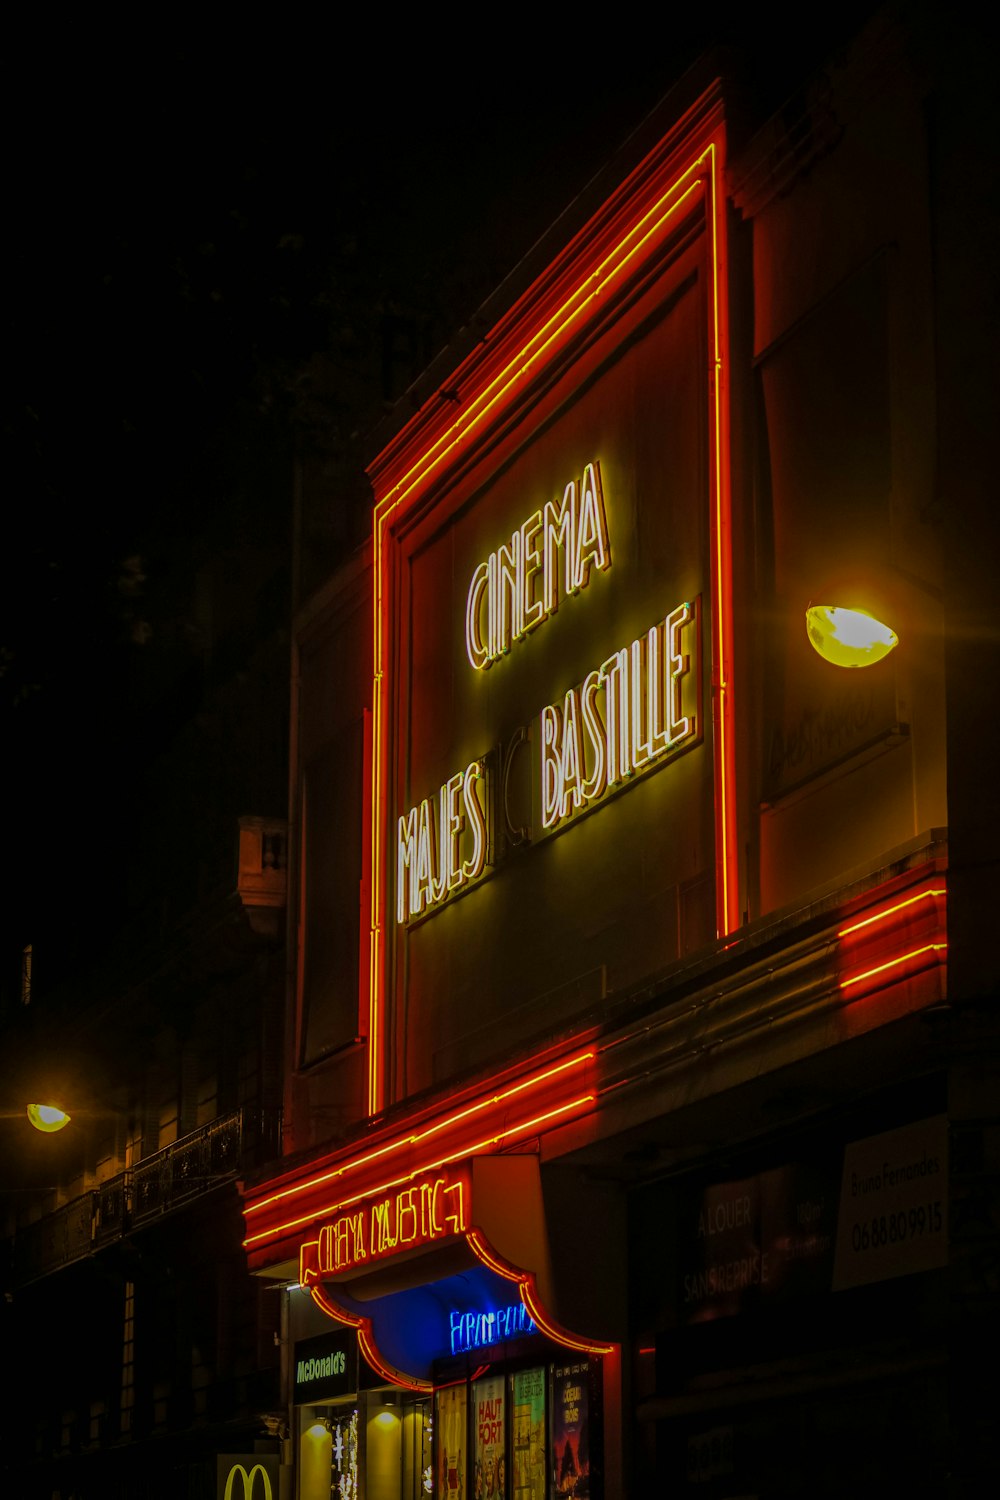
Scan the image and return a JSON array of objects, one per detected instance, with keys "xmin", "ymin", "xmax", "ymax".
[
  {"xmin": 806, "ymin": 604, "xmax": 898, "ymax": 669},
  {"xmin": 26, "ymin": 1103, "xmax": 71, "ymax": 1134}
]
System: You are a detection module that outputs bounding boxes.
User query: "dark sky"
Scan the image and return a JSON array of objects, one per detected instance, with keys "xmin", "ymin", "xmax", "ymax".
[
  {"xmin": 2, "ymin": 13, "xmax": 879, "ymax": 990},
  {"xmin": 4, "ymin": 12, "xmax": 880, "ymax": 696},
  {"xmin": 4, "ymin": 30, "xmax": 686, "ymax": 704}
]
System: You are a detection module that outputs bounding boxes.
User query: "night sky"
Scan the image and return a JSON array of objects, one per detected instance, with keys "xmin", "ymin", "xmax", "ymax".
[
  {"xmin": 4, "ymin": 34, "xmax": 681, "ymax": 690},
  {"xmin": 2, "ymin": 14, "xmax": 878, "ymax": 996}
]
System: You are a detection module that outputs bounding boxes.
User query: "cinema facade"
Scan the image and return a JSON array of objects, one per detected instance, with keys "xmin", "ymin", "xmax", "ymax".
[{"xmin": 242, "ymin": 18, "xmax": 999, "ymax": 1499}]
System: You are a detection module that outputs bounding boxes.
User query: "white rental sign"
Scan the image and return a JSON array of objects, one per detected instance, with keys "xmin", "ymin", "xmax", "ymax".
[{"xmin": 833, "ymin": 1115, "xmax": 948, "ymax": 1291}]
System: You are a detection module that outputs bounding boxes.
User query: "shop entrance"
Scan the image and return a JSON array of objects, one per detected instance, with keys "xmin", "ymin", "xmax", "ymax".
[{"xmin": 299, "ymin": 1389, "xmax": 432, "ymax": 1500}]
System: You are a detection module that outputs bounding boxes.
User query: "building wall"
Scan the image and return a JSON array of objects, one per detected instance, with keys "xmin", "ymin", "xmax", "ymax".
[
  {"xmin": 740, "ymin": 6, "xmax": 947, "ymax": 915},
  {"xmin": 253, "ymin": 8, "xmax": 999, "ymax": 1497}
]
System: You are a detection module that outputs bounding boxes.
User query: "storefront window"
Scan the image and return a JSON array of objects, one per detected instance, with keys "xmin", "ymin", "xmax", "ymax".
[
  {"xmin": 433, "ymin": 1359, "xmax": 596, "ymax": 1500},
  {"xmin": 300, "ymin": 1392, "xmax": 430, "ymax": 1500}
]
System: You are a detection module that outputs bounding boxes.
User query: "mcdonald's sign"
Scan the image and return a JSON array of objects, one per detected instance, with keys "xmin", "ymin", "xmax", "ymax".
[{"xmin": 217, "ymin": 1454, "xmax": 279, "ymax": 1500}]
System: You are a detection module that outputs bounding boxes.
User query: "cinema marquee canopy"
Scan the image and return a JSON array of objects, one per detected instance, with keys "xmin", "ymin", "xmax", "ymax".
[{"xmin": 366, "ymin": 84, "xmax": 736, "ymax": 1116}]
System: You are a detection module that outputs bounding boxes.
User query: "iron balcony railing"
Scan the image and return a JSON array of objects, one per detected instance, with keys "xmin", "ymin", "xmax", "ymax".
[{"xmin": 11, "ymin": 1105, "xmax": 281, "ymax": 1288}]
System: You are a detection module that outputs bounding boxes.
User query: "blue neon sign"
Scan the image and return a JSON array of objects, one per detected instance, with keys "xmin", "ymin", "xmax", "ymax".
[{"xmin": 449, "ymin": 1303, "xmax": 538, "ymax": 1355}]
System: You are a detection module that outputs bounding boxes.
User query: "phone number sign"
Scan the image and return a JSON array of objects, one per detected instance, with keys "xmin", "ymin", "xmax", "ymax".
[{"xmin": 832, "ymin": 1116, "xmax": 948, "ymax": 1291}]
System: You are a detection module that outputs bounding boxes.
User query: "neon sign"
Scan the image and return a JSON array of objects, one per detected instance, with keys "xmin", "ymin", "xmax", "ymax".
[
  {"xmin": 395, "ymin": 453, "xmax": 701, "ymax": 925},
  {"xmin": 395, "ymin": 593, "xmax": 701, "ymax": 923},
  {"xmin": 302, "ymin": 1167, "xmax": 469, "ymax": 1278},
  {"xmin": 397, "ymin": 760, "xmax": 489, "ymax": 923},
  {"xmin": 540, "ymin": 599, "xmax": 698, "ymax": 829},
  {"xmin": 466, "ymin": 461, "xmax": 611, "ymax": 669},
  {"xmin": 449, "ymin": 1302, "xmax": 537, "ymax": 1355},
  {"xmin": 296, "ymin": 1349, "xmax": 346, "ymax": 1383},
  {"xmin": 243, "ymin": 1051, "xmax": 594, "ymax": 1248},
  {"xmin": 368, "ymin": 121, "xmax": 738, "ymax": 1113}
]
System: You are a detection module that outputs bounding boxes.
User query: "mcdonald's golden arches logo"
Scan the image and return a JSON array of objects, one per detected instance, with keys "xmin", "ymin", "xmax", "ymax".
[{"xmin": 219, "ymin": 1457, "xmax": 276, "ymax": 1500}]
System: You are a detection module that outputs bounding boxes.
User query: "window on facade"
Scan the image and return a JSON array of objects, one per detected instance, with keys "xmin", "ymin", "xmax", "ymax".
[
  {"xmin": 120, "ymin": 1279, "xmax": 135, "ymax": 1435},
  {"xmin": 158, "ymin": 1096, "xmax": 179, "ymax": 1149},
  {"xmin": 197, "ymin": 1072, "xmax": 218, "ymax": 1126},
  {"xmin": 238, "ymin": 1046, "xmax": 259, "ymax": 1107}
]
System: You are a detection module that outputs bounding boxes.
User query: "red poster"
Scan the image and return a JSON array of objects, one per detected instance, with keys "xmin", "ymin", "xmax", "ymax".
[{"xmin": 474, "ymin": 1372, "xmax": 505, "ymax": 1500}]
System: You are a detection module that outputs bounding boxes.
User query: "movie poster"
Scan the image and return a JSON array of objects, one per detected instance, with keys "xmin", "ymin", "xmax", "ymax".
[
  {"xmin": 437, "ymin": 1384, "xmax": 468, "ymax": 1500},
  {"xmin": 550, "ymin": 1364, "xmax": 589, "ymax": 1500},
  {"xmin": 474, "ymin": 1372, "xmax": 506, "ymax": 1500},
  {"xmin": 512, "ymin": 1366, "xmax": 546, "ymax": 1500}
]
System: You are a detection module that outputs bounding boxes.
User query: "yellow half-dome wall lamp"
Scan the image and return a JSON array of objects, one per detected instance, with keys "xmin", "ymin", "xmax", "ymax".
[
  {"xmin": 26, "ymin": 1103, "xmax": 72, "ymax": 1134},
  {"xmin": 806, "ymin": 604, "xmax": 899, "ymax": 669}
]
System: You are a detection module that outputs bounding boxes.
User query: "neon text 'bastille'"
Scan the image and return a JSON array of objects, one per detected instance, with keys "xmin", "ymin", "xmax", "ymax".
[
  {"xmin": 541, "ymin": 600, "xmax": 697, "ymax": 829},
  {"xmin": 466, "ymin": 460, "xmax": 610, "ymax": 670}
]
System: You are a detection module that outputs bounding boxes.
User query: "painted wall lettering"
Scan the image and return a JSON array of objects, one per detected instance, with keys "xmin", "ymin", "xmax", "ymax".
[{"xmin": 465, "ymin": 460, "xmax": 610, "ymax": 669}]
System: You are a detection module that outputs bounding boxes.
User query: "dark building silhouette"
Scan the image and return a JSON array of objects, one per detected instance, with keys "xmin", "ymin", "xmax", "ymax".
[{"xmin": 0, "ymin": 424, "xmax": 292, "ymax": 1493}]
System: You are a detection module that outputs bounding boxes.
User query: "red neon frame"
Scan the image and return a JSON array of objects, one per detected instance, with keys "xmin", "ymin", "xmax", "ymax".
[
  {"xmin": 303, "ymin": 1223, "xmax": 614, "ymax": 1393},
  {"xmin": 366, "ymin": 102, "xmax": 737, "ymax": 1118},
  {"xmin": 841, "ymin": 943, "xmax": 948, "ymax": 991},
  {"xmin": 309, "ymin": 1284, "xmax": 433, "ymax": 1394},
  {"xmin": 246, "ymin": 1091, "xmax": 595, "ymax": 1249},
  {"xmin": 466, "ymin": 1229, "xmax": 615, "ymax": 1357},
  {"xmin": 838, "ymin": 886, "xmax": 946, "ymax": 939}
]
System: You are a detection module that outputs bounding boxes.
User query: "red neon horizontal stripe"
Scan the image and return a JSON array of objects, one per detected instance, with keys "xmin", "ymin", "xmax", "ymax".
[
  {"xmin": 840, "ymin": 942, "xmax": 947, "ymax": 991},
  {"xmin": 245, "ymin": 1051, "xmax": 594, "ymax": 1220},
  {"xmin": 243, "ymin": 1092, "xmax": 596, "ymax": 1248},
  {"xmin": 838, "ymin": 887, "xmax": 946, "ymax": 939}
]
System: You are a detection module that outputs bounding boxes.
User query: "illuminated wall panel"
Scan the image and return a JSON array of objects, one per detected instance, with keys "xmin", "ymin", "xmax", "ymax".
[
  {"xmin": 396, "ymin": 287, "xmax": 710, "ymax": 1097},
  {"xmin": 368, "ymin": 105, "xmax": 735, "ymax": 1112}
]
